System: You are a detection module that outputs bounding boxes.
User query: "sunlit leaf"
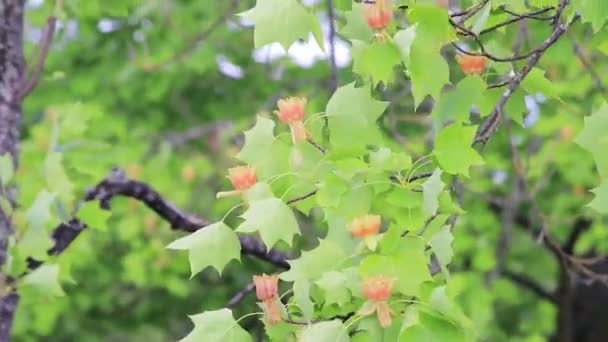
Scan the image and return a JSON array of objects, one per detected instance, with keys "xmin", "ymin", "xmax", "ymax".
[
  {"xmin": 167, "ymin": 222, "xmax": 241, "ymax": 277},
  {"xmin": 281, "ymin": 239, "xmax": 346, "ymax": 282},
  {"xmin": 433, "ymin": 124, "xmax": 484, "ymax": 176},
  {"xmin": 237, "ymin": 198, "xmax": 300, "ymax": 248},
  {"xmin": 179, "ymin": 309, "xmax": 251, "ymax": 342},
  {"xmin": 300, "ymin": 320, "xmax": 350, "ymax": 342},
  {"xmin": 422, "ymin": 169, "xmax": 445, "ymax": 216}
]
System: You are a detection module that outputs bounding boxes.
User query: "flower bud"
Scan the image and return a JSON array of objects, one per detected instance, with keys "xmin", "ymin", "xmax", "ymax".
[
  {"xmin": 364, "ymin": 0, "xmax": 392, "ymax": 30},
  {"xmin": 228, "ymin": 166, "xmax": 257, "ymax": 191},
  {"xmin": 350, "ymin": 215, "xmax": 381, "ymax": 238},
  {"xmin": 253, "ymin": 274, "xmax": 282, "ymax": 325},
  {"xmin": 362, "ymin": 276, "xmax": 394, "ymax": 302},
  {"xmin": 253, "ymin": 274, "xmax": 279, "ymax": 301},
  {"xmin": 276, "ymin": 97, "xmax": 309, "ymax": 144},
  {"xmin": 456, "ymin": 55, "xmax": 487, "ymax": 75}
]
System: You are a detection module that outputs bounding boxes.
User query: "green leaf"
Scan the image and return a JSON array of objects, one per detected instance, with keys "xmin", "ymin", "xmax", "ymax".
[
  {"xmin": 360, "ymin": 243, "xmax": 431, "ymax": 296},
  {"xmin": 521, "ymin": 68, "xmax": 561, "ymax": 101},
  {"xmin": 399, "ymin": 308, "xmax": 466, "ymax": 342},
  {"xmin": 167, "ymin": 222, "xmax": 241, "ymax": 277},
  {"xmin": 394, "ymin": 26, "xmax": 417, "ymax": 65},
  {"xmin": 237, "ymin": 198, "xmax": 300, "ymax": 248},
  {"xmin": 44, "ymin": 152, "xmax": 74, "ymax": 204},
  {"xmin": 76, "ymin": 201, "xmax": 111, "ymax": 231},
  {"xmin": 316, "ymin": 270, "xmax": 352, "ymax": 306},
  {"xmin": 432, "ymin": 75, "xmax": 486, "ymax": 126},
  {"xmin": 334, "ymin": 0, "xmax": 352, "ymax": 11},
  {"xmin": 478, "ymin": 88, "xmax": 527, "ymax": 126},
  {"xmin": 300, "ymin": 320, "xmax": 350, "ymax": 342},
  {"xmin": 352, "ymin": 40, "xmax": 402, "ymax": 85},
  {"xmin": 573, "ymin": 0, "xmax": 608, "ymax": 32},
  {"xmin": 0, "ymin": 153, "xmax": 13, "ymax": 186},
  {"xmin": 179, "ymin": 309, "xmax": 252, "ymax": 342},
  {"xmin": 408, "ymin": 5, "xmax": 454, "ymax": 48},
  {"xmin": 19, "ymin": 190, "xmax": 56, "ymax": 260},
  {"xmin": 470, "ymin": 4, "xmax": 491, "ymax": 35},
  {"xmin": 241, "ymin": 0, "xmax": 322, "ymax": 49},
  {"xmin": 244, "ymin": 182, "xmax": 275, "ymax": 203},
  {"xmin": 326, "ymin": 83, "xmax": 388, "ymax": 155},
  {"xmin": 317, "ymin": 173, "xmax": 350, "ymax": 208},
  {"xmin": 340, "ymin": 3, "xmax": 374, "ymax": 41},
  {"xmin": 369, "ymin": 148, "xmax": 412, "ymax": 172},
  {"xmin": 433, "ymin": 124, "xmax": 484, "ymax": 176},
  {"xmin": 408, "ymin": 39, "xmax": 450, "ymax": 107},
  {"xmin": 236, "ymin": 116, "xmax": 290, "ymax": 180},
  {"xmin": 588, "ymin": 181, "xmax": 608, "ymax": 214},
  {"xmin": 422, "ymin": 169, "xmax": 445, "ymax": 216},
  {"xmin": 21, "ymin": 264, "xmax": 64, "ymax": 297},
  {"xmin": 575, "ymin": 103, "xmax": 608, "ymax": 177},
  {"xmin": 281, "ymin": 239, "xmax": 346, "ymax": 282},
  {"xmin": 429, "ymin": 226, "xmax": 454, "ymax": 270},
  {"xmin": 294, "ymin": 279, "xmax": 314, "ymax": 321}
]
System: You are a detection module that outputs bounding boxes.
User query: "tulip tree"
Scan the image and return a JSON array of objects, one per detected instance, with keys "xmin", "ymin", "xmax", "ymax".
[{"xmin": 0, "ymin": 0, "xmax": 608, "ymax": 341}]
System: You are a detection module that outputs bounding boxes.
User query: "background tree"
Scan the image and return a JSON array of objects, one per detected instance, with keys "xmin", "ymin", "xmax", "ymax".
[{"xmin": 0, "ymin": 0, "xmax": 607, "ymax": 341}]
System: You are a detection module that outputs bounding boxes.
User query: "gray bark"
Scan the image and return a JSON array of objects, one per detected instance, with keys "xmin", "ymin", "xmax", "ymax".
[{"xmin": 0, "ymin": 1, "xmax": 24, "ymax": 341}]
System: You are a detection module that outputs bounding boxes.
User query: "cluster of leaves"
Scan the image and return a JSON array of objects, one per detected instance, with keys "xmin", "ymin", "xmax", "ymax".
[{"xmin": 7, "ymin": 0, "xmax": 608, "ymax": 341}]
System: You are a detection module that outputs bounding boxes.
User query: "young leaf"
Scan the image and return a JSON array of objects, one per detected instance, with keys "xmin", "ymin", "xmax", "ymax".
[
  {"xmin": 19, "ymin": 190, "xmax": 56, "ymax": 260},
  {"xmin": 340, "ymin": 3, "xmax": 374, "ymax": 42},
  {"xmin": 429, "ymin": 226, "xmax": 454, "ymax": 270},
  {"xmin": 422, "ymin": 169, "xmax": 445, "ymax": 216},
  {"xmin": 280, "ymin": 239, "xmax": 346, "ymax": 282},
  {"xmin": 588, "ymin": 181, "xmax": 608, "ymax": 214},
  {"xmin": 394, "ymin": 26, "xmax": 417, "ymax": 65},
  {"xmin": 575, "ymin": 103, "xmax": 608, "ymax": 177},
  {"xmin": 352, "ymin": 40, "xmax": 402, "ymax": 85},
  {"xmin": 179, "ymin": 309, "xmax": 251, "ymax": 342},
  {"xmin": 521, "ymin": 68, "xmax": 561, "ymax": 101},
  {"xmin": 240, "ymin": 0, "xmax": 321, "ymax": 49},
  {"xmin": 573, "ymin": 0, "xmax": 608, "ymax": 32},
  {"xmin": 408, "ymin": 39, "xmax": 450, "ymax": 107},
  {"xmin": 316, "ymin": 270, "xmax": 352, "ymax": 306},
  {"xmin": 432, "ymin": 75, "xmax": 486, "ymax": 127},
  {"xmin": 294, "ymin": 279, "xmax": 314, "ymax": 321},
  {"xmin": 237, "ymin": 198, "xmax": 300, "ymax": 248},
  {"xmin": 21, "ymin": 264, "xmax": 64, "ymax": 297},
  {"xmin": 167, "ymin": 222, "xmax": 241, "ymax": 277},
  {"xmin": 44, "ymin": 152, "xmax": 74, "ymax": 204},
  {"xmin": 299, "ymin": 320, "xmax": 349, "ymax": 342},
  {"xmin": 236, "ymin": 116, "xmax": 290, "ymax": 180},
  {"xmin": 77, "ymin": 201, "xmax": 111, "ymax": 231},
  {"xmin": 326, "ymin": 83, "xmax": 388, "ymax": 156},
  {"xmin": 433, "ymin": 124, "xmax": 484, "ymax": 176}
]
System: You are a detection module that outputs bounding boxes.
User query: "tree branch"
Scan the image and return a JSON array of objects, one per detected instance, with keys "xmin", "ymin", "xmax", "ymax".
[
  {"xmin": 503, "ymin": 269, "xmax": 558, "ymax": 304},
  {"xmin": 20, "ymin": 16, "xmax": 57, "ymax": 98},
  {"xmin": 226, "ymin": 283, "xmax": 255, "ymax": 308},
  {"xmin": 568, "ymin": 33, "xmax": 607, "ymax": 96},
  {"xmin": 27, "ymin": 168, "xmax": 290, "ymax": 270},
  {"xmin": 137, "ymin": 1, "xmax": 238, "ymax": 72},
  {"xmin": 474, "ymin": 2, "xmax": 576, "ymax": 145}
]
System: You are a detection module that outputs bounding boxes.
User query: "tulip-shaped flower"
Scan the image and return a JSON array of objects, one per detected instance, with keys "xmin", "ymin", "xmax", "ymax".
[
  {"xmin": 359, "ymin": 276, "xmax": 394, "ymax": 328},
  {"xmin": 350, "ymin": 214, "xmax": 381, "ymax": 251},
  {"xmin": 253, "ymin": 274, "xmax": 282, "ymax": 324},
  {"xmin": 276, "ymin": 97, "xmax": 308, "ymax": 144},
  {"xmin": 216, "ymin": 166, "xmax": 257, "ymax": 200},
  {"xmin": 456, "ymin": 55, "xmax": 487, "ymax": 75},
  {"xmin": 364, "ymin": 0, "xmax": 392, "ymax": 31}
]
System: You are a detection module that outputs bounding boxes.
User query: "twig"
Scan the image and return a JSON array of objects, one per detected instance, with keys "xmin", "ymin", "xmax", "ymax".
[
  {"xmin": 26, "ymin": 168, "xmax": 291, "ymax": 271},
  {"xmin": 226, "ymin": 283, "xmax": 255, "ymax": 308},
  {"xmin": 286, "ymin": 190, "xmax": 318, "ymax": 205},
  {"xmin": 20, "ymin": 16, "xmax": 57, "ymax": 98},
  {"xmin": 503, "ymin": 269, "xmax": 557, "ymax": 303},
  {"xmin": 326, "ymin": 0, "xmax": 338, "ymax": 94},
  {"xmin": 137, "ymin": 1, "xmax": 238, "ymax": 72},
  {"xmin": 479, "ymin": 7, "xmax": 554, "ymax": 35},
  {"xmin": 474, "ymin": 3, "xmax": 577, "ymax": 145},
  {"xmin": 451, "ymin": 0, "xmax": 490, "ymax": 24},
  {"xmin": 568, "ymin": 33, "xmax": 607, "ymax": 96}
]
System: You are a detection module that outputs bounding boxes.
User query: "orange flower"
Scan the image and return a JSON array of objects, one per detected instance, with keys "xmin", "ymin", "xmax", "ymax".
[
  {"xmin": 362, "ymin": 276, "xmax": 394, "ymax": 302},
  {"xmin": 253, "ymin": 274, "xmax": 282, "ymax": 324},
  {"xmin": 253, "ymin": 274, "xmax": 279, "ymax": 301},
  {"xmin": 364, "ymin": 0, "xmax": 392, "ymax": 30},
  {"xmin": 360, "ymin": 276, "xmax": 395, "ymax": 328},
  {"xmin": 350, "ymin": 215, "xmax": 381, "ymax": 238},
  {"xmin": 434, "ymin": 0, "xmax": 449, "ymax": 8},
  {"xmin": 228, "ymin": 166, "xmax": 257, "ymax": 191},
  {"xmin": 276, "ymin": 97, "xmax": 308, "ymax": 144},
  {"xmin": 456, "ymin": 55, "xmax": 487, "ymax": 75}
]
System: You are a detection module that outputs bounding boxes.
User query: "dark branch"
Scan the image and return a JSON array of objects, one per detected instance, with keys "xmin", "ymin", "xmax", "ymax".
[
  {"xmin": 226, "ymin": 283, "xmax": 255, "ymax": 308},
  {"xmin": 27, "ymin": 168, "xmax": 290, "ymax": 271},
  {"xmin": 568, "ymin": 33, "xmax": 607, "ymax": 96},
  {"xmin": 474, "ymin": 3, "xmax": 576, "ymax": 145},
  {"xmin": 503, "ymin": 269, "xmax": 558, "ymax": 304},
  {"xmin": 479, "ymin": 7, "xmax": 554, "ymax": 36},
  {"xmin": 20, "ymin": 16, "xmax": 57, "ymax": 98}
]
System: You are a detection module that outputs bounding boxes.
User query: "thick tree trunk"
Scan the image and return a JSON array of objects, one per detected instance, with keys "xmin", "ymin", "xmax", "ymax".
[{"xmin": 0, "ymin": 1, "xmax": 25, "ymax": 341}]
